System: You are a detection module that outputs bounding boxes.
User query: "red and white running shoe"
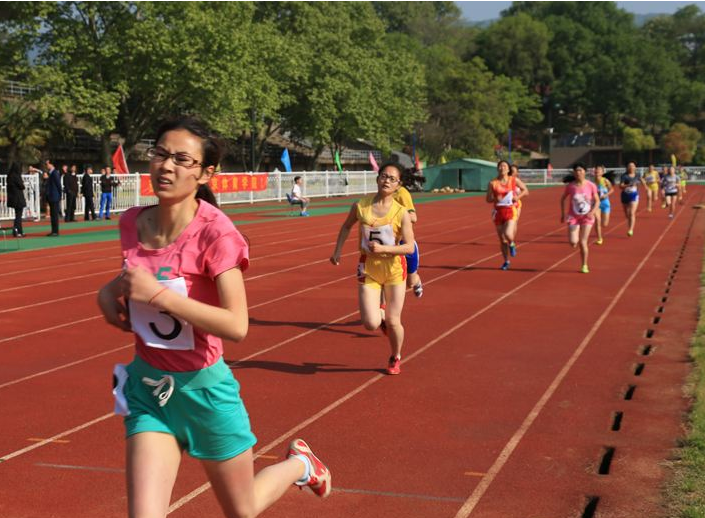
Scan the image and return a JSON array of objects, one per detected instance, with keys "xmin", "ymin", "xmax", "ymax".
[
  {"xmin": 386, "ymin": 356, "xmax": 401, "ymax": 375},
  {"xmin": 288, "ymin": 439, "xmax": 331, "ymax": 498}
]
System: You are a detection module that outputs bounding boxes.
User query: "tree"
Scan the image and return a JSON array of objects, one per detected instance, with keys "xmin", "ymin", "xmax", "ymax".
[
  {"xmin": 0, "ymin": 100, "xmax": 51, "ymax": 167},
  {"xmin": 475, "ymin": 13, "xmax": 553, "ymax": 91},
  {"xmin": 662, "ymin": 123, "xmax": 702, "ymax": 164},
  {"xmin": 259, "ymin": 2, "xmax": 427, "ymax": 168}
]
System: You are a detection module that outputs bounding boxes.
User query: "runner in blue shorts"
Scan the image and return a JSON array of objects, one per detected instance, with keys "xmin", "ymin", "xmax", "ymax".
[
  {"xmin": 593, "ymin": 165, "xmax": 613, "ymax": 245},
  {"xmin": 98, "ymin": 117, "xmax": 330, "ymax": 518},
  {"xmin": 619, "ymin": 161, "xmax": 646, "ymax": 237}
]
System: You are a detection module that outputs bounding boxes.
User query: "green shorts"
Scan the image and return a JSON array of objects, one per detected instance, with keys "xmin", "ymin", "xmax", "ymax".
[{"xmin": 119, "ymin": 356, "xmax": 257, "ymax": 461}]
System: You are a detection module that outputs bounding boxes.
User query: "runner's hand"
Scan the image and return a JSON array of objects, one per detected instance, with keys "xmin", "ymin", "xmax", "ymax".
[
  {"xmin": 120, "ymin": 266, "xmax": 162, "ymax": 304},
  {"xmin": 97, "ymin": 280, "xmax": 131, "ymax": 332}
]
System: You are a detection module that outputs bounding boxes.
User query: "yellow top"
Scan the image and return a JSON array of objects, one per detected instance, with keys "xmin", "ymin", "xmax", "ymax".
[
  {"xmin": 644, "ymin": 170, "xmax": 659, "ymax": 185},
  {"xmin": 356, "ymin": 194, "xmax": 405, "ymax": 257},
  {"xmin": 393, "ymin": 186, "xmax": 416, "ymax": 213}
]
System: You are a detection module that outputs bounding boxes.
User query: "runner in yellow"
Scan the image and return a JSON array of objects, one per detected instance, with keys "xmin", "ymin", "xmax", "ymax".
[
  {"xmin": 393, "ymin": 169, "xmax": 423, "ymax": 298},
  {"xmin": 330, "ymin": 163, "xmax": 415, "ymax": 375},
  {"xmin": 644, "ymin": 164, "xmax": 660, "ymax": 212}
]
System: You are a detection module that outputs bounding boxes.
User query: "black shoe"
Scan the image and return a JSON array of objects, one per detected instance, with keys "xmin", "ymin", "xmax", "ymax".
[
  {"xmin": 105, "ymin": 216, "xmax": 111, "ymax": 220},
  {"xmin": 47, "ymin": 232, "xmax": 59, "ymax": 237}
]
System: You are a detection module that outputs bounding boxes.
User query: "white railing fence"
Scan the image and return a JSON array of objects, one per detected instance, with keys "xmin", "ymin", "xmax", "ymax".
[{"xmin": 2, "ymin": 167, "xmax": 705, "ymax": 222}]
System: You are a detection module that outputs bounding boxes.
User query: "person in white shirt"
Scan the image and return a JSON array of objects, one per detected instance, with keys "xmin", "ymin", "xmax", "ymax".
[{"xmin": 291, "ymin": 175, "xmax": 310, "ymax": 216}]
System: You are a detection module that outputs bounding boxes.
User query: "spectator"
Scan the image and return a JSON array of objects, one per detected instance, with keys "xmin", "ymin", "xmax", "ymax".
[
  {"xmin": 44, "ymin": 159, "xmax": 61, "ymax": 236},
  {"xmin": 82, "ymin": 166, "xmax": 97, "ymax": 221},
  {"xmin": 99, "ymin": 166, "xmax": 120, "ymax": 220},
  {"xmin": 291, "ymin": 175, "xmax": 310, "ymax": 216},
  {"xmin": 64, "ymin": 164, "xmax": 79, "ymax": 222},
  {"xmin": 7, "ymin": 163, "xmax": 26, "ymax": 237}
]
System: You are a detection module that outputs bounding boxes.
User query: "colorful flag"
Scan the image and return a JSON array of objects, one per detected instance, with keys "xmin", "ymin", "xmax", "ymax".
[
  {"xmin": 368, "ymin": 152, "xmax": 379, "ymax": 172},
  {"xmin": 440, "ymin": 155, "xmax": 447, "ymax": 165},
  {"xmin": 671, "ymin": 154, "xmax": 677, "ymax": 167},
  {"xmin": 334, "ymin": 149, "xmax": 343, "ymax": 173},
  {"xmin": 281, "ymin": 148, "xmax": 292, "ymax": 173},
  {"xmin": 112, "ymin": 144, "xmax": 129, "ymax": 174},
  {"xmin": 547, "ymin": 162, "xmax": 553, "ymax": 180},
  {"xmin": 414, "ymin": 153, "xmax": 422, "ymax": 173}
]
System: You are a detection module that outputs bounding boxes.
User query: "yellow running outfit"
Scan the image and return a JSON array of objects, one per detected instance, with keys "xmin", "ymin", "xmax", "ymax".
[
  {"xmin": 645, "ymin": 170, "xmax": 659, "ymax": 192},
  {"xmin": 393, "ymin": 186, "xmax": 416, "ymax": 213},
  {"xmin": 356, "ymin": 194, "xmax": 407, "ymax": 290}
]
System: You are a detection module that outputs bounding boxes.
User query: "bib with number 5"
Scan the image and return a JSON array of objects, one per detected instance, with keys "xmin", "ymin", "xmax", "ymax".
[
  {"xmin": 360, "ymin": 224, "xmax": 396, "ymax": 253},
  {"xmin": 129, "ymin": 277, "xmax": 195, "ymax": 350}
]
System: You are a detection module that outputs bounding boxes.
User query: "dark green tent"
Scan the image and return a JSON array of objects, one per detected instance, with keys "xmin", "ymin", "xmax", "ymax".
[{"xmin": 422, "ymin": 159, "xmax": 497, "ymax": 192}]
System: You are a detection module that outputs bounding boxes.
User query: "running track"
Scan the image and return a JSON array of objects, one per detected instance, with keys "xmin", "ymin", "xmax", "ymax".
[{"xmin": 0, "ymin": 186, "xmax": 703, "ymax": 518}]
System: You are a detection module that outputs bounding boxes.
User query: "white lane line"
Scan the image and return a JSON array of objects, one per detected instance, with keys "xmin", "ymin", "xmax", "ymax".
[
  {"xmin": 0, "ymin": 344, "xmax": 133, "ymax": 390},
  {"xmin": 453, "ymin": 201, "xmax": 688, "ymax": 517},
  {"xmin": 0, "ymin": 413, "xmax": 114, "ymax": 463},
  {"xmin": 166, "ymin": 229, "xmax": 577, "ymax": 514}
]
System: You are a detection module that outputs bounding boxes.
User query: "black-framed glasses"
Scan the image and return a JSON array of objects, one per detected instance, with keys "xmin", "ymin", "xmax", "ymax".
[
  {"xmin": 378, "ymin": 173, "xmax": 400, "ymax": 184},
  {"xmin": 147, "ymin": 147, "xmax": 202, "ymax": 168}
]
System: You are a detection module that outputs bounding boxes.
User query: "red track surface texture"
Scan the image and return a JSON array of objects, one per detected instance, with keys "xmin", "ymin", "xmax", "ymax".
[{"xmin": 1, "ymin": 187, "xmax": 703, "ymax": 518}]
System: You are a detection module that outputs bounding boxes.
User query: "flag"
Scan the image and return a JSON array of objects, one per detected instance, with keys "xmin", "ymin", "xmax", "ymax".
[
  {"xmin": 547, "ymin": 162, "xmax": 553, "ymax": 180},
  {"xmin": 281, "ymin": 148, "xmax": 292, "ymax": 173},
  {"xmin": 414, "ymin": 153, "xmax": 422, "ymax": 173},
  {"xmin": 440, "ymin": 155, "xmax": 447, "ymax": 165},
  {"xmin": 671, "ymin": 154, "xmax": 677, "ymax": 167},
  {"xmin": 368, "ymin": 152, "xmax": 379, "ymax": 172},
  {"xmin": 334, "ymin": 149, "xmax": 343, "ymax": 173},
  {"xmin": 112, "ymin": 144, "xmax": 129, "ymax": 174}
]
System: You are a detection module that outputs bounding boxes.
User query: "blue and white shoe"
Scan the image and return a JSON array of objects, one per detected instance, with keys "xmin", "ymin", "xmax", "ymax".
[
  {"xmin": 500, "ymin": 261, "xmax": 510, "ymax": 271},
  {"xmin": 509, "ymin": 242, "xmax": 517, "ymax": 257},
  {"xmin": 300, "ymin": 211, "xmax": 309, "ymax": 217}
]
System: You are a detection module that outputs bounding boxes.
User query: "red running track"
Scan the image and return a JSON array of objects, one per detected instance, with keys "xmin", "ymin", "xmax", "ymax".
[{"xmin": 0, "ymin": 186, "xmax": 703, "ymax": 518}]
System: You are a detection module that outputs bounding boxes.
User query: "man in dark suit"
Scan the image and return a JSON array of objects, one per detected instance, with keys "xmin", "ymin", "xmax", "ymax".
[
  {"xmin": 45, "ymin": 159, "xmax": 61, "ymax": 236},
  {"xmin": 81, "ymin": 166, "xmax": 97, "ymax": 221},
  {"xmin": 63, "ymin": 164, "xmax": 79, "ymax": 222}
]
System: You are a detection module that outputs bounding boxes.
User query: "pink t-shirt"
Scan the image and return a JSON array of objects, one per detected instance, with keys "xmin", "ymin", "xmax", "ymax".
[
  {"xmin": 120, "ymin": 200, "xmax": 249, "ymax": 372},
  {"xmin": 564, "ymin": 181, "xmax": 598, "ymax": 218}
]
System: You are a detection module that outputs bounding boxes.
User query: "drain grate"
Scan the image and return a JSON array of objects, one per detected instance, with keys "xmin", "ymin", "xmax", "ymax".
[
  {"xmin": 611, "ymin": 411, "xmax": 623, "ymax": 431},
  {"xmin": 581, "ymin": 496, "xmax": 600, "ymax": 518},
  {"xmin": 634, "ymin": 363, "xmax": 645, "ymax": 376},
  {"xmin": 598, "ymin": 446, "xmax": 616, "ymax": 475},
  {"xmin": 640, "ymin": 345, "xmax": 653, "ymax": 356},
  {"xmin": 624, "ymin": 385, "xmax": 636, "ymax": 400}
]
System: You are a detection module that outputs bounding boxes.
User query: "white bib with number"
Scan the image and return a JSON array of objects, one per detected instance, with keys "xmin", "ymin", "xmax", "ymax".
[
  {"xmin": 360, "ymin": 224, "xmax": 396, "ymax": 253},
  {"xmin": 496, "ymin": 190, "xmax": 514, "ymax": 207},
  {"xmin": 129, "ymin": 277, "xmax": 195, "ymax": 351},
  {"xmin": 571, "ymin": 194, "xmax": 591, "ymax": 215}
]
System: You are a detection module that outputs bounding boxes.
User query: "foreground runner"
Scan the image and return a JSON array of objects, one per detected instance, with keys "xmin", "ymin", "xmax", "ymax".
[
  {"xmin": 98, "ymin": 117, "xmax": 330, "ymax": 518},
  {"xmin": 662, "ymin": 166, "xmax": 681, "ymax": 218},
  {"xmin": 330, "ymin": 164, "xmax": 414, "ymax": 375},
  {"xmin": 594, "ymin": 165, "xmax": 613, "ymax": 245},
  {"xmin": 486, "ymin": 160, "xmax": 528, "ymax": 270},
  {"xmin": 619, "ymin": 161, "xmax": 645, "ymax": 236},
  {"xmin": 561, "ymin": 163, "xmax": 599, "ymax": 273}
]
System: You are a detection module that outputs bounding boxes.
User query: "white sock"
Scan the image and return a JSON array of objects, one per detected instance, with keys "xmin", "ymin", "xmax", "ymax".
[{"xmin": 293, "ymin": 454, "xmax": 311, "ymax": 485}]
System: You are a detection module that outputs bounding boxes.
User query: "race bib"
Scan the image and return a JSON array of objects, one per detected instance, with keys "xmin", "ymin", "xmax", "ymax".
[
  {"xmin": 496, "ymin": 190, "xmax": 514, "ymax": 207},
  {"xmin": 571, "ymin": 194, "xmax": 591, "ymax": 215},
  {"xmin": 129, "ymin": 277, "xmax": 195, "ymax": 351},
  {"xmin": 360, "ymin": 224, "xmax": 396, "ymax": 253}
]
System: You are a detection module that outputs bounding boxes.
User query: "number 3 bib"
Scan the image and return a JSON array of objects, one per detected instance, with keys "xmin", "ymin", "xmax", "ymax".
[
  {"xmin": 129, "ymin": 277, "xmax": 195, "ymax": 350},
  {"xmin": 360, "ymin": 224, "xmax": 396, "ymax": 253}
]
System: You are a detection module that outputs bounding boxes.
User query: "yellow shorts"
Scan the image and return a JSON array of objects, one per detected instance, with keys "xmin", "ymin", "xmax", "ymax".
[
  {"xmin": 357, "ymin": 254, "xmax": 407, "ymax": 290},
  {"xmin": 648, "ymin": 183, "xmax": 659, "ymax": 192}
]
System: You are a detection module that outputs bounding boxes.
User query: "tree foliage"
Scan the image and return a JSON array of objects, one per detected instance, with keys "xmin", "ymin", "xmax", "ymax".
[{"xmin": 662, "ymin": 123, "xmax": 702, "ymax": 164}]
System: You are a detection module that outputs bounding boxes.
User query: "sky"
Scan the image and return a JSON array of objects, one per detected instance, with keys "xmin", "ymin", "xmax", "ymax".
[{"xmin": 456, "ymin": 1, "xmax": 705, "ymax": 22}]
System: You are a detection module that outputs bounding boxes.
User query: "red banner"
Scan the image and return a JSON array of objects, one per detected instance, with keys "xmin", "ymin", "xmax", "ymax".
[
  {"xmin": 112, "ymin": 144, "xmax": 130, "ymax": 174},
  {"xmin": 140, "ymin": 174, "xmax": 269, "ymax": 196}
]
